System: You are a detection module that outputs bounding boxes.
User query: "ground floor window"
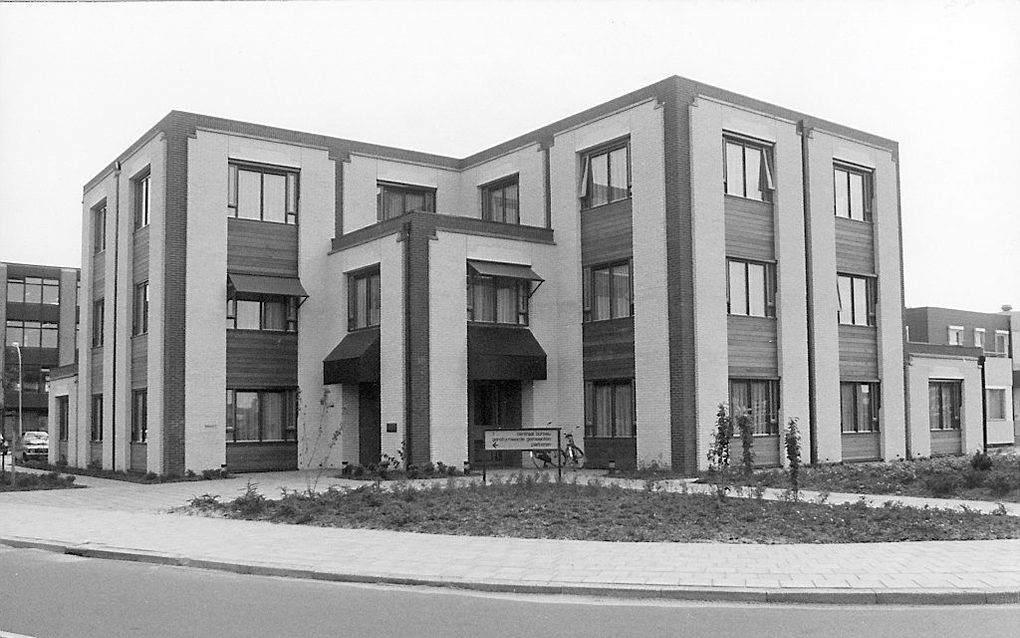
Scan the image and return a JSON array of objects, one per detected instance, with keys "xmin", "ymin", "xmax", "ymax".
[
  {"xmin": 225, "ymin": 389, "xmax": 297, "ymax": 442},
  {"xmin": 57, "ymin": 396, "xmax": 69, "ymax": 442},
  {"xmin": 929, "ymin": 380, "xmax": 962, "ymax": 430},
  {"xmin": 131, "ymin": 389, "xmax": 147, "ymax": 443},
  {"xmin": 91, "ymin": 394, "xmax": 103, "ymax": 442},
  {"xmin": 584, "ymin": 380, "xmax": 635, "ymax": 438},
  {"xmin": 729, "ymin": 379, "xmax": 779, "ymax": 435},
  {"xmin": 840, "ymin": 382, "xmax": 880, "ymax": 433}
]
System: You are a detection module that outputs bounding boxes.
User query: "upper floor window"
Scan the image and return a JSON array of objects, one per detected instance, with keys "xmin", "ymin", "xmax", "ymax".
[
  {"xmin": 947, "ymin": 325, "xmax": 964, "ymax": 346},
  {"xmin": 974, "ymin": 328, "xmax": 985, "ymax": 349},
  {"xmin": 228, "ymin": 162, "xmax": 299, "ymax": 224},
  {"xmin": 724, "ymin": 136, "xmax": 774, "ymax": 202},
  {"xmin": 377, "ymin": 182, "xmax": 435, "ymax": 221},
  {"xmin": 837, "ymin": 274, "xmax": 876, "ymax": 326},
  {"xmin": 6, "ymin": 320, "xmax": 58, "ymax": 348},
  {"xmin": 6, "ymin": 276, "xmax": 59, "ymax": 305},
  {"xmin": 833, "ymin": 162, "xmax": 873, "ymax": 221},
  {"xmin": 729, "ymin": 378, "xmax": 780, "ymax": 436},
  {"xmin": 583, "ymin": 261, "xmax": 632, "ymax": 322},
  {"xmin": 994, "ymin": 330, "xmax": 1009, "ymax": 355},
  {"xmin": 481, "ymin": 176, "xmax": 519, "ymax": 224},
  {"xmin": 133, "ymin": 169, "xmax": 151, "ymax": 229},
  {"xmin": 133, "ymin": 281, "xmax": 149, "ymax": 336},
  {"xmin": 93, "ymin": 202, "xmax": 107, "ymax": 254},
  {"xmin": 584, "ymin": 379, "xmax": 635, "ymax": 438},
  {"xmin": 728, "ymin": 260, "xmax": 776, "ymax": 318},
  {"xmin": 467, "ymin": 274, "xmax": 530, "ymax": 325},
  {"xmin": 348, "ymin": 268, "xmax": 381, "ymax": 331},
  {"xmin": 226, "ymin": 297, "xmax": 298, "ymax": 332},
  {"xmin": 92, "ymin": 299, "xmax": 105, "ymax": 347},
  {"xmin": 840, "ymin": 382, "xmax": 880, "ymax": 433},
  {"xmin": 580, "ymin": 140, "xmax": 630, "ymax": 209}
]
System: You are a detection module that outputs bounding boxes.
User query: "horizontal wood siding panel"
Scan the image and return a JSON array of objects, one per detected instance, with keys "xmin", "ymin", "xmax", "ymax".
[
  {"xmin": 227, "ymin": 218, "xmax": 299, "ymax": 277},
  {"xmin": 842, "ymin": 432, "xmax": 880, "ymax": 461},
  {"xmin": 730, "ymin": 435, "xmax": 781, "ymax": 467},
  {"xmin": 133, "ymin": 226, "xmax": 150, "ymax": 283},
  {"xmin": 583, "ymin": 438, "xmax": 637, "ymax": 470},
  {"xmin": 931, "ymin": 430, "xmax": 962, "ymax": 456},
  {"xmin": 834, "ymin": 218, "xmax": 874, "ymax": 274},
  {"xmin": 725, "ymin": 196, "xmax": 774, "ymax": 260},
  {"xmin": 582, "ymin": 317, "xmax": 635, "ymax": 379},
  {"xmin": 226, "ymin": 442, "xmax": 298, "ymax": 472},
  {"xmin": 580, "ymin": 199, "xmax": 632, "ymax": 266},
  {"xmin": 838, "ymin": 325, "xmax": 879, "ymax": 379},
  {"xmin": 90, "ymin": 350, "xmax": 103, "ymax": 392},
  {"xmin": 131, "ymin": 335, "xmax": 147, "ymax": 388},
  {"xmin": 129, "ymin": 442, "xmax": 147, "ymax": 472},
  {"xmin": 727, "ymin": 316, "xmax": 778, "ymax": 377},
  {"xmin": 226, "ymin": 331, "xmax": 298, "ymax": 388}
]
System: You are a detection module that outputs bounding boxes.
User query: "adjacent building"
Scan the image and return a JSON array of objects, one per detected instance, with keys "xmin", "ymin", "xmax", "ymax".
[{"xmin": 58, "ymin": 76, "xmax": 907, "ymax": 475}]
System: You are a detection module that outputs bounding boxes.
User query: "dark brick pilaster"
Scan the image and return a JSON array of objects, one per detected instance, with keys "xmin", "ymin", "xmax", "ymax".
[{"xmin": 403, "ymin": 214, "xmax": 434, "ymax": 465}]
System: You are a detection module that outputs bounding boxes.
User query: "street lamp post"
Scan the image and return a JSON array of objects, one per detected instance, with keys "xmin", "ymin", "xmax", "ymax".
[{"xmin": 9, "ymin": 342, "xmax": 22, "ymax": 486}]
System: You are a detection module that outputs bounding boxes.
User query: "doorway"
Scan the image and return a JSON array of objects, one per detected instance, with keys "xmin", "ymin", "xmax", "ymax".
[
  {"xmin": 358, "ymin": 382, "xmax": 381, "ymax": 466},
  {"xmin": 468, "ymin": 380, "xmax": 522, "ymax": 468}
]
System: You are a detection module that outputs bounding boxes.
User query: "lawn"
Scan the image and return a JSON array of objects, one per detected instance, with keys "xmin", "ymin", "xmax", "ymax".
[
  {"xmin": 0, "ymin": 470, "xmax": 81, "ymax": 492},
  {"xmin": 181, "ymin": 476, "xmax": 1020, "ymax": 543}
]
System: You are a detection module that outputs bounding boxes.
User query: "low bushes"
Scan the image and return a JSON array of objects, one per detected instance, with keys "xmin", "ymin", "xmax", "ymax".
[
  {"xmin": 0, "ymin": 471, "xmax": 79, "ymax": 492},
  {"xmin": 24, "ymin": 461, "xmax": 231, "ymax": 484}
]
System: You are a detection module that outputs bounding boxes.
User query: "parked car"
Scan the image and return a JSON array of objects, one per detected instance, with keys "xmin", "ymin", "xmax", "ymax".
[{"xmin": 14, "ymin": 431, "xmax": 49, "ymax": 463}]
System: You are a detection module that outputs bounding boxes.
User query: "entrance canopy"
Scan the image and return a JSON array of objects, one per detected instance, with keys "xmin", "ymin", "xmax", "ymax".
[
  {"xmin": 468, "ymin": 325, "xmax": 547, "ymax": 380},
  {"xmin": 228, "ymin": 273, "xmax": 308, "ymax": 298},
  {"xmin": 323, "ymin": 328, "xmax": 380, "ymax": 384}
]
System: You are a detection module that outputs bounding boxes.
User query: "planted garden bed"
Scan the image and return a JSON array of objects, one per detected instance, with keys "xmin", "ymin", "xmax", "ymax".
[
  {"xmin": 0, "ymin": 470, "xmax": 81, "ymax": 492},
  {"xmin": 25, "ymin": 461, "xmax": 231, "ymax": 485}
]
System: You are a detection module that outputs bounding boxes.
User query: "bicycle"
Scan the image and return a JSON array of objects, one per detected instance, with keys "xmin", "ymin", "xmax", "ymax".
[{"xmin": 529, "ymin": 431, "xmax": 585, "ymax": 470}]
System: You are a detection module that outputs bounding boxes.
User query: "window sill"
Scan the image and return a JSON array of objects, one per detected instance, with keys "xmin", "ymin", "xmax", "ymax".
[
  {"xmin": 839, "ymin": 323, "xmax": 877, "ymax": 329},
  {"xmin": 929, "ymin": 428, "xmax": 962, "ymax": 433},
  {"xmin": 583, "ymin": 315, "xmax": 633, "ymax": 325},
  {"xmin": 842, "ymin": 430, "xmax": 881, "ymax": 435},
  {"xmin": 580, "ymin": 197, "xmax": 631, "ymax": 213},
  {"xmin": 132, "ymin": 332, "xmax": 148, "ymax": 339},
  {"xmin": 467, "ymin": 321, "xmax": 530, "ymax": 328},
  {"xmin": 227, "ymin": 328, "xmax": 297, "ymax": 335},
  {"xmin": 227, "ymin": 215, "xmax": 298, "ymax": 227},
  {"xmin": 134, "ymin": 224, "xmax": 150, "ymax": 232},
  {"xmin": 724, "ymin": 194, "xmax": 773, "ymax": 205},
  {"xmin": 834, "ymin": 215, "xmax": 873, "ymax": 225},
  {"xmin": 727, "ymin": 314, "xmax": 776, "ymax": 320},
  {"xmin": 583, "ymin": 436, "xmax": 637, "ymax": 440},
  {"xmin": 346, "ymin": 324, "xmax": 380, "ymax": 333}
]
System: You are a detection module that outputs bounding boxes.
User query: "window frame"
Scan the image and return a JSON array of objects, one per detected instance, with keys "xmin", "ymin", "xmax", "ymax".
[
  {"xmin": 133, "ymin": 168, "xmax": 151, "ymax": 230},
  {"xmin": 994, "ymin": 330, "xmax": 1009, "ymax": 355},
  {"xmin": 91, "ymin": 394, "xmax": 104, "ymax": 442},
  {"xmin": 466, "ymin": 273, "xmax": 531, "ymax": 326},
  {"xmin": 584, "ymin": 379, "xmax": 636, "ymax": 439},
  {"xmin": 4, "ymin": 320, "xmax": 58, "ymax": 348},
  {"xmin": 579, "ymin": 138, "xmax": 631, "ymax": 210},
  {"xmin": 728, "ymin": 378, "xmax": 781, "ymax": 436},
  {"xmin": 582, "ymin": 259, "xmax": 633, "ymax": 322},
  {"xmin": 726, "ymin": 259, "xmax": 777, "ymax": 318},
  {"xmin": 131, "ymin": 389, "xmax": 148, "ymax": 443},
  {"xmin": 480, "ymin": 174, "xmax": 520, "ymax": 224},
  {"xmin": 947, "ymin": 325, "xmax": 964, "ymax": 346},
  {"xmin": 347, "ymin": 267, "xmax": 382, "ymax": 331},
  {"xmin": 133, "ymin": 281, "xmax": 149, "ymax": 336},
  {"xmin": 840, "ymin": 381, "xmax": 881, "ymax": 433},
  {"xmin": 832, "ymin": 161, "xmax": 874, "ymax": 222},
  {"xmin": 92, "ymin": 201, "xmax": 107, "ymax": 254},
  {"xmin": 226, "ymin": 295, "xmax": 299, "ymax": 333},
  {"xmin": 57, "ymin": 395, "xmax": 69, "ymax": 442},
  {"xmin": 723, "ymin": 134, "xmax": 775, "ymax": 203},
  {"xmin": 7, "ymin": 276, "xmax": 60, "ymax": 306},
  {"xmin": 974, "ymin": 328, "xmax": 986, "ymax": 350},
  {"xmin": 227, "ymin": 161, "xmax": 300, "ymax": 225},
  {"xmin": 836, "ymin": 274, "xmax": 877, "ymax": 326},
  {"xmin": 92, "ymin": 299, "xmax": 105, "ymax": 347},
  {"xmin": 225, "ymin": 388, "xmax": 297, "ymax": 443},
  {"xmin": 985, "ymin": 388, "xmax": 1008, "ymax": 421},
  {"xmin": 929, "ymin": 380, "xmax": 962, "ymax": 431},
  {"xmin": 376, "ymin": 181, "xmax": 436, "ymax": 221}
]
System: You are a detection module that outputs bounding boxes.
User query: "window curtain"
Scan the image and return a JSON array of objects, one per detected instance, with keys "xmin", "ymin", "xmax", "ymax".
[
  {"xmin": 608, "ymin": 147, "xmax": 628, "ymax": 201},
  {"xmin": 749, "ymin": 380, "xmax": 769, "ymax": 434},
  {"xmin": 590, "ymin": 153, "xmax": 609, "ymax": 207},
  {"xmin": 594, "ymin": 385, "xmax": 613, "ymax": 437},
  {"xmin": 262, "ymin": 301, "xmax": 286, "ymax": 331},
  {"xmin": 505, "ymin": 182, "xmax": 519, "ymax": 224},
  {"xmin": 495, "ymin": 280, "xmax": 516, "ymax": 323},
  {"xmin": 261, "ymin": 392, "xmax": 284, "ymax": 441},
  {"xmin": 841, "ymin": 384, "xmax": 857, "ymax": 432},
  {"xmin": 725, "ymin": 142, "xmax": 743, "ymax": 196},
  {"xmin": 472, "ymin": 277, "xmax": 495, "ymax": 322},
  {"xmin": 612, "ymin": 263, "xmax": 630, "ymax": 318},
  {"xmin": 614, "ymin": 383, "xmax": 634, "ymax": 437},
  {"xmin": 593, "ymin": 268, "xmax": 611, "ymax": 320},
  {"xmin": 234, "ymin": 392, "xmax": 260, "ymax": 441}
]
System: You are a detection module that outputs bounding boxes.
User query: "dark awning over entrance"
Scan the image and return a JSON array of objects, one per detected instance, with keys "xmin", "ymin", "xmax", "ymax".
[
  {"xmin": 228, "ymin": 273, "xmax": 308, "ymax": 298},
  {"xmin": 467, "ymin": 260, "xmax": 543, "ymax": 282},
  {"xmin": 468, "ymin": 325, "xmax": 547, "ymax": 380},
  {"xmin": 323, "ymin": 328, "xmax": 380, "ymax": 384}
]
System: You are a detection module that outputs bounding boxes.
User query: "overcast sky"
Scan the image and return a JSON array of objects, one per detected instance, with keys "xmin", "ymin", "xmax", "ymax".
[{"xmin": 1, "ymin": 0, "xmax": 1017, "ymax": 312}]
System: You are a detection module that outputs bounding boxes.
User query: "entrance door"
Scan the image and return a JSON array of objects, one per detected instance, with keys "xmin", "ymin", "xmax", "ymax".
[
  {"xmin": 358, "ymin": 383, "xmax": 381, "ymax": 466},
  {"xmin": 468, "ymin": 380, "xmax": 522, "ymax": 468}
]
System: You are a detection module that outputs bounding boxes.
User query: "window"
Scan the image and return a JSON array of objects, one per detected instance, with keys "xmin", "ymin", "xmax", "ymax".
[
  {"xmin": 986, "ymin": 388, "xmax": 1007, "ymax": 421},
  {"xmin": 228, "ymin": 162, "xmax": 299, "ymax": 224},
  {"xmin": 225, "ymin": 389, "xmax": 297, "ymax": 442},
  {"xmin": 727, "ymin": 260, "xmax": 776, "ymax": 318},
  {"xmin": 583, "ymin": 261, "xmax": 632, "ymax": 321},
  {"xmin": 840, "ymin": 382, "xmax": 880, "ymax": 433},
  {"xmin": 91, "ymin": 394, "xmax": 103, "ymax": 442},
  {"xmin": 947, "ymin": 325, "xmax": 964, "ymax": 346},
  {"xmin": 132, "ymin": 389, "xmax": 147, "ymax": 443},
  {"xmin": 6, "ymin": 277, "xmax": 59, "ymax": 305},
  {"xmin": 929, "ymin": 381, "xmax": 961, "ymax": 430},
  {"xmin": 347, "ymin": 268, "xmax": 381, "ymax": 330},
  {"xmin": 579, "ymin": 140, "xmax": 630, "ymax": 209},
  {"xmin": 92, "ymin": 299, "xmax": 105, "ymax": 347},
  {"xmin": 467, "ymin": 275, "xmax": 530, "ymax": 325},
  {"xmin": 584, "ymin": 380, "xmax": 635, "ymax": 438},
  {"xmin": 57, "ymin": 396, "xmax": 69, "ymax": 442},
  {"xmin": 133, "ymin": 282, "xmax": 149, "ymax": 336},
  {"xmin": 994, "ymin": 331, "xmax": 1009, "ymax": 355},
  {"xmin": 5, "ymin": 320, "xmax": 58, "ymax": 348},
  {"xmin": 93, "ymin": 202, "xmax": 107, "ymax": 254},
  {"xmin": 724, "ymin": 136, "xmax": 774, "ymax": 202},
  {"xmin": 226, "ymin": 297, "xmax": 298, "ymax": 332},
  {"xmin": 481, "ymin": 176, "xmax": 520, "ymax": 224},
  {"xmin": 377, "ymin": 182, "xmax": 435, "ymax": 221},
  {"xmin": 729, "ymin": 379, "xmax": 780, "ymax": 435},
  {"xmin": 133, "ymin": 169, "xmax": 151, "ymax": 229},
  {"xmin": 974, "ymin": 328, "xmax": 985, "ymax": 350},
  {"xmin": 19, "ymin": 364, "xmax": 48, "ymax": 392},
  {"xmin": 837, "ymin": 274, "xmax": 876, "ymax": 326},
  {"xmin": 833, "ymin": 163, "xmax": 873, "ymax": 221}
]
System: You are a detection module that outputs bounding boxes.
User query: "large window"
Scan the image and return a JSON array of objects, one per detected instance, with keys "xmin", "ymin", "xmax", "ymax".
[
  {"xmin": 579, "ymin": 140, "xmax": 630, "ymax": 209},
  {"xmin": 727, "ymin": 260, "xmax": 776, "ymax": 318},
  {"xmin": 226, "ymin": 297, "xmax": 298, "ymax": 332},
  {"xmin": 833, "ymin": 163, "xmax": 873, "ymax": 221},
  {"xmin": 91, "ymin": 394, "xmax": 103, "ymax": 442},
  {"xmin": 225, "ymin": 389, "xmax": 297, "ymax": 442},
  {"xmin": 92, "ymin": 299, "xmax": 105, "ymax": 347},
  {"xmin": 585, "ymin": 379, "xmax": 635, "ymax": 438},
  {"xmin": 467, "ymin": 275, "xmax": 530, "ymax": 325},
  {"xmin": 228, "ymin": 162, "xmax": 299, "ymax": 224},
  {"xmin": 132, "ymin": 389, "xmax": 147, "ymax": 443},
  {"xmin": 837, "ymin": 274, "xmax": 876, "ymax": 326},
  {"xmin": 5, "ymin": 320, "xmax": 58, "ymax": 348},
  {"xmin": 347, "ymin": 268, "xmax": 381, "ymax": 330},
  {"xmin": 133, "ymin": 282, "xmax": 149, "ymax": 336},
  {"xmin": 986, "ymin": 388, "xmax": 1008, "ymax": 421},
  {"xmin": 6, "ymin": 276, "xmax": 59, "ymax": 305},
  {"xmin": 841, "ymin": 382, "xmax": 880, "ymax": 433},
  {"xmin": 133, "ymin": 169, "xmax": 151, "ymax": 229},
  {"xmin": 994, "ymin": 331, "xmax": 1009, "ymax": 355},
  {"xmin": 377, "ymin": 182, "xmax": 435, "ymax": 221},
  {"xmin": 93, "ymin": 202, "xmax": 106, "ymax": 254},
  {"xmin": 729, "ymin": 379, "xmax": 780, "ymax": 436},
  {"xmin": 481, "ymin": 176, "xmax": 520, "ymax": 224},
  {"xmin": 583, "ymin": 261, "xmax": 632, "ymax": 321},
  {"xmin": 724, "ymin": 136, "xmax": 774, "ymax": 202},
  {"xmin": 57, "ymin": 396, "xmax": 69, "ymax": 442},
  {"xmin": 929, "ymin": 381, "xmax": 961, "ymax": 430}
]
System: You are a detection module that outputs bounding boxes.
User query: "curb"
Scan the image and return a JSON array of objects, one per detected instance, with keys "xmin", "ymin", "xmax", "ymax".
[{"xmin": 3, "ymin": 535, "xmax": 1018, "ymax": 605}]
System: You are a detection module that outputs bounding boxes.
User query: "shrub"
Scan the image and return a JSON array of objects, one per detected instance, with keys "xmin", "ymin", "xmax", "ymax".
[
  {"xmin": 970, "ymin": 451, "xmax": 994, "ymax": 472},
  {"xmin": 785, "ymin": 417, "xmax": 802, "ymax": 494},
  {"xmin": 185, "ymin": 469, "xmax": 197, "ymax": 479},
  {"xmin": 924, "ymin": 474, "xmax": 960, "ymax": 497},
  {"xmin": 707, "ymin": 403, "xmax": 733, "ymax": 472},
  {"xmin": 962, "ymin": 468, "xmax": 986, "ymax": 489},
  {"xmin": 405, "ymin": 464, "xmax": 421, "ymax": 479},
  {"xmin": 986, "ymin": 470, "xmax": 1015, "ymax": 497},
  {"xmin": 144, "ymin": 472, "xmax": 160, "ymax": 483},
  {"xmin": 86, "ymin": 459, "xmax": 102, "ymax": 470},
  {"xmin": 735, "ymin": 411, "xmax": 755, "ymax": 475},
  {"xmin": 422, "ymin": 462, "xmax": 435, "ymax": 476},
  {"xmin": 352, "ymin": 465, "xmax": 364, "ymax": 477},
  {"xmin": 56, "ymin": 457, "xmax": 68, "ymax": 468},
  {"xmin": 232, "ymin": 482, "xmax": 267, "ymax": 517}
]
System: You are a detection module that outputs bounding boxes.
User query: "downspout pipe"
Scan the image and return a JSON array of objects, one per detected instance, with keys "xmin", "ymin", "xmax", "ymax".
[
  {"xmin": 798, "ymin": 120, "xmax": 818, "ymax": 465},
  {"xmin": 111, "ymin": 161, "xmax": 121, "ymax": 470},
  {"xmin": 979, "ymin": 355, "xmax": 987, "ymax": 453}
]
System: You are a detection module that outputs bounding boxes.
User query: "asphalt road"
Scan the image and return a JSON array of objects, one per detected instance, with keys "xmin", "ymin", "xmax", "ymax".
[{"xmin": 0, "ymin": 546, "xmax": 1017, "ymax": 638}]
